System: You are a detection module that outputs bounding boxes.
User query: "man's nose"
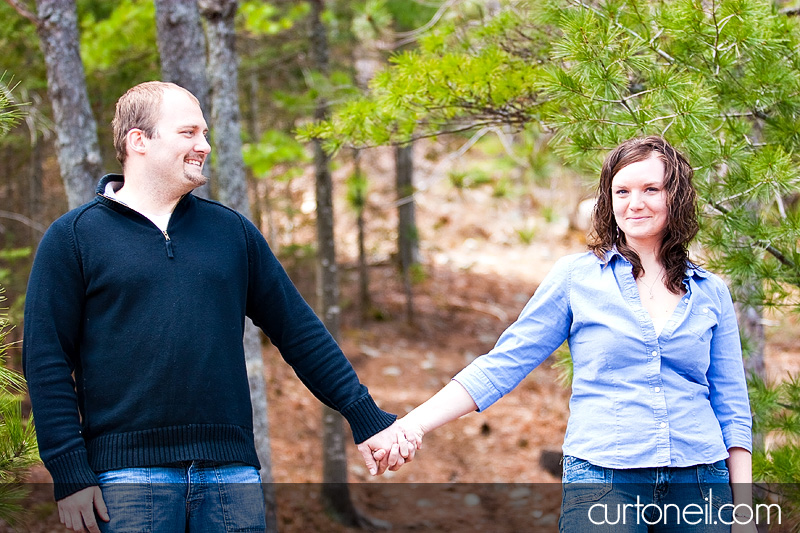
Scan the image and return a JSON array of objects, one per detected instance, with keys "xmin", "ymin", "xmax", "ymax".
[{"xmin": 196, "ymin": 135, "xmax": 211, "ymax": 154}]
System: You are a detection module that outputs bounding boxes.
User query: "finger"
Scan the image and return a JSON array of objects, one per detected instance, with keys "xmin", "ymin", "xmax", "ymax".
[
  {"xmin": 372, "ymin": 448, "xmax": 387, "ymax": 461},
  {"xmin": 406, "ymin": 440, "xmax": 416, "ymax": 462},
  {"xmin": 94, "ymin": 487, "xmax": 110, "ymax": 521},
  {"xmin": 387, "ymin": 442, "xmax": 402, "ymax": 467},
  {"xmin": 375, "ymin": 451, "xmax": 390, "ymax": 476},
  {"xmin": 82, "ymin": 508, "xmax": 100, "ymax": 533},
  {"xmin": 357, "ymin": 443, "xmax": 379, "ymax": 476},
  {"xmin": 68, "ymin": 510, "xmax": 82, "ymax": 531},
  {"xmin": 399, "ymin": 437, "xmax": 410, "ymax": 459}
]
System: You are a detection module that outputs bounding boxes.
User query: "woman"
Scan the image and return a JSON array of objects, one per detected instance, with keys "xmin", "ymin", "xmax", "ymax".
[{"xmin": 392, "ymin": 137, "xmax": 755, "ymax": 532}]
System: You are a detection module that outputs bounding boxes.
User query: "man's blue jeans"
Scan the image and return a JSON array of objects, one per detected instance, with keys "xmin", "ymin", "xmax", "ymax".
[
  {"xmin": 96, "ymin": 461, "xmax": 266, "ymax": 532},
  {"xmin": 559, "ymin": 456, "xmax": 734, "ymax": 532}
]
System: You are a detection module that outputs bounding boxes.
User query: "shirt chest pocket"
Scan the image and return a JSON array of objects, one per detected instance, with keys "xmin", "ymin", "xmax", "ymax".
[{"xmin": 688, "ymin": 304, "xmax": 719, "ymax": 341}]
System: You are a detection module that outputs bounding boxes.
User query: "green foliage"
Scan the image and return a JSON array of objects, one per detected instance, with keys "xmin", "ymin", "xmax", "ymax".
[
  {"xmin": 551, "ymin": 343, "xmax": 573, "ymax": 388},
  {"xmin": 448, "ymin": 168, "xmax": 493, "ymax": 189},
  {"xmin": 0, "ymin": 75, "xmax": 23, "ymax": 138},
  {"xmin": 240, "ymin": 1, "xmax": 310, "ymax": 36},
  {"xmin": 352, "ymin": 0, "xmax": 393, "ymax": 41},
  {"xmin": 242, "ymin": 129, "xmax": 310, "ymax": 181},
  {"xmin": 79, "ymin": 0, "xmax": 160, "ymax": 125},
  {"xmin": 749, "ymin": 374, "xmax": 800, "ymax": 528},
  {"xmin": 0, "ymin": 288, "xmax": 39, "ymax": 527},
  {"xmin": 79, "ymin": 0, "xmax": 158, "ymax": 75},
  {"xmin": 313, "ymin": 0, "xmax": 800, "ymax": 311},
  {"xmin": 516, "ymin": 223, "xmax": 537, "ymax": 245},
  {"xmin": 345, "ymin": 169, "xmax": 368, "ymax": 212},
  {"xmin": 409, "ymin": 262, "xmax": 427, "ymax": 284}
]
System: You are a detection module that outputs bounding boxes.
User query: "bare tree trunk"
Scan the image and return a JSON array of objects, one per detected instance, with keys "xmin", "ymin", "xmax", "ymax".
[
  {"xmin": 351, "ymin": 41, "xmax": 379, "ymax": 325},
  {"xmin": 353, "ymin": 149, "xmax": 370, "ymax": 324},
  {"xmin": 396, "ymin": 143, "xmax": 419, "ymax": 324},
  {"xmin": 198, "ymin": 1, "xmax": 277, "ymax": 529},
  {"xmin": 735, "ymin": 284, "xmax": 765, "ymax": 450},
  {"xmin": 309, "ymin": 0, "xmax": 359, "ymax": 525},
  {"xmin": 154, "ymin": 0, "xmax": 212, "ymax": 199},
  {"xmin": 34, "ymin": 0, "xmax": 102, "ymax": 209}
]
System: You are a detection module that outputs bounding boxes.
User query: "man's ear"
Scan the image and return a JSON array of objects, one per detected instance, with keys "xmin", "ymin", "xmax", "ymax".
[{"xmin": 127, "ymin": 128, "xmax": 147, "ymax": 156}]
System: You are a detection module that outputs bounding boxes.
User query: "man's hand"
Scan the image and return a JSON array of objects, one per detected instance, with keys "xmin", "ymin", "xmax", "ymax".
[
  {"xmin": 357, "ymin": 421, "xmax": 416, "ymax": 476},
  {"xmin": 57, "ymin": 486, "xmax": 109, "ymax": 533}
]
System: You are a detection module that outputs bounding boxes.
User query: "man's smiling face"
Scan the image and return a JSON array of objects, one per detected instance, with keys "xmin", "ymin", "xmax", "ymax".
[{"xmin": 144, "ymin": 88, "xmax": 211, "ymax": 192}]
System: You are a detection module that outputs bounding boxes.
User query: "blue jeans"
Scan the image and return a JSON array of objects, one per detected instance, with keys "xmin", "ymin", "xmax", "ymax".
[
  {"xmin": 559, "ymin": 456, "xmax": 733, "ymax": 532},
  {"xmin": 97, "ymin": 461, "xmax": 266, "ymax": 532}
]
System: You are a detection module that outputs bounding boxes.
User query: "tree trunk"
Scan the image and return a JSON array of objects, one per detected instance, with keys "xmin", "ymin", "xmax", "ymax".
[
  {"xmin": 353, "ymin": 149, "xmax": 370, "ymax": 324},
  {"xmin": 309, "ymin": 0, "xmax": 359, "ymax": 525},
  {"xmin": 154, "ymin": 0, "xmax": 212, "ymax": 199},
  {"xmin": 735, "ymin": 284, "xmax": 765, "ymax": 450},
  {"xmin": 35, "ymin": 0, "xmax": 102, "ymax": 209},
  {"xmin": 395, "ymin": 143, "xmax": 419, "ymax": 324},
  {"xmin": 198, "ymin": 1, "xmax": 277, "ymax": 529}
]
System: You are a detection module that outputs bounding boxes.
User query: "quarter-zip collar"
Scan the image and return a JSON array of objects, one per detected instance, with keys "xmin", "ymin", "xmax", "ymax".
[{"xmin": 95, "ymin": 174, "xmax": 189, "ymax": 259}]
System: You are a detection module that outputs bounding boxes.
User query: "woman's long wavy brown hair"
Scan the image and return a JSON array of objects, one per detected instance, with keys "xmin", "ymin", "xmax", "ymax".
[{"xmin": 588, "ymin": 136, "xmax": 698, "ymax": 294}]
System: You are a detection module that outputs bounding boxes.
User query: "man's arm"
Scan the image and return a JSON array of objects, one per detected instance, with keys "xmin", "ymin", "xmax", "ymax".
[
  {"xmin": 23, "ymin": 219, "xmax": 99, "ymax": 499},
  {"xmin": 241, "ymin": 218, "xmax": 397, "ymax": 443}
]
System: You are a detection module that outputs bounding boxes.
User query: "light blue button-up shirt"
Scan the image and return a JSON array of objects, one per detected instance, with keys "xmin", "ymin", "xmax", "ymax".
[{"xmin": 454, "ymin": 249, "xmax": 752, "ymax": 468}]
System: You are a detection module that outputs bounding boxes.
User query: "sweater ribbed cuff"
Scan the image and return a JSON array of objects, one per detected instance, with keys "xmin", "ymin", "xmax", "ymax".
[
  {"xmin": 45, "ymin": 449, "xmax": 99, "ymax": 501},
  {"xmin": 340, "ymin": 394, "xmax": 397, "ymax": 444}
]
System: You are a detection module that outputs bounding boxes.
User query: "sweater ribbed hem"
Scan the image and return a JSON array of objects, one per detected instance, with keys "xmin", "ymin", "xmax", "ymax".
[
  {"xmin": 45, "ymin": 449, "xmax": 99, "ymax": 501},
  {"xmin": 86, "ymin": 424, "xmax": 260, "ymax": 473},
  {"xmin": 340, "ymin": 395, "xmax": 397, "ymax": 444}
]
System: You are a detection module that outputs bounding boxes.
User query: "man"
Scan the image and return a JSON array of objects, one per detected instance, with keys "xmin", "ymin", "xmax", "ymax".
[{"xmin": 23, "ymin": 81, "xmax": 412, "ymax": 532}]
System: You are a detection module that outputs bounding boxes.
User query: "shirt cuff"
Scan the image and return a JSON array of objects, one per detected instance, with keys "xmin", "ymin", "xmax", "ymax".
[
  {"xmin": 340, "ymin": 394, "xmax": 397, "ymax": 444},
  {"xmin": 453, "ymin": 365, "xmax": 502, "ymax": 412},
  {"xmin": 722, "ymin": 424, "xmax": 753, "ymax": 453},
  {"xmin": 45, "ymin": 449, "xmax": 99, "ymax": 501}
]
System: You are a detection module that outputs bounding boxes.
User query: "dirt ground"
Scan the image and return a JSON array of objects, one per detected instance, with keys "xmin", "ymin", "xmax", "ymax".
[{"xmin": 5, "ymin": 143, "xmax": 799, "ymax": 532}]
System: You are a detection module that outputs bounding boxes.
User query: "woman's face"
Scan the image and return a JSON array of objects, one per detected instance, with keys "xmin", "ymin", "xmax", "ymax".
[{"xmin": 611, "ymin": 154, "xmax": 669, "ymax": 250}]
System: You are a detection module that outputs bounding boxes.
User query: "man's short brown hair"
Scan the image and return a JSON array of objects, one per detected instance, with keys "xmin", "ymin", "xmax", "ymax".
[{"xmin": 112, "ymin": 81, "xmax": 200, "ymax": 168}]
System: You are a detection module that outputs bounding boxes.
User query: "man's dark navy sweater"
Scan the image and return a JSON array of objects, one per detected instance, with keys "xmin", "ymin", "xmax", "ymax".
[{"xmin": 23, "ymin": 175, "xmax": 396, "ymax": 500}]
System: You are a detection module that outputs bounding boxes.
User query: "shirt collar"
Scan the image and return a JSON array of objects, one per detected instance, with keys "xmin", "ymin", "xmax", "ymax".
[{"xmin": 601, "ymin": 246, "xmax": 710, "ymax": 279}]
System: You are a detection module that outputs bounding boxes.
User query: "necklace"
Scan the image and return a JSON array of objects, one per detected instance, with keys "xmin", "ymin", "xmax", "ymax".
[{"xmin": 638, "ymin": 268, "xmax": 665, "ymax": 300}]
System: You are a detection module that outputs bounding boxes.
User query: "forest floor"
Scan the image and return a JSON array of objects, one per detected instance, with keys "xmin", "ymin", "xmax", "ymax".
[{"xmin": 6, "ymin": 144, "xmax": 800, "ymax": 532}]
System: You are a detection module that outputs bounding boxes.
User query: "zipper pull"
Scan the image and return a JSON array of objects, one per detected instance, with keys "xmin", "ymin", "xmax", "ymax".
[{"xmin": 162, "ymin": 230, "xmax": 174, "ymax": 258}]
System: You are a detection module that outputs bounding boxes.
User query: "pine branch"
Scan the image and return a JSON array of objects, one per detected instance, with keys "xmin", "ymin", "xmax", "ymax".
[{"xmin": 709, "ymin": 200, "xmax": 800, "ymax": 286}]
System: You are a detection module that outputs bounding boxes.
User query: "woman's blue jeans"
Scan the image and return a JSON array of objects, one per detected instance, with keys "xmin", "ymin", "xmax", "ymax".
[
  {"xmin": 96, "ymin": 461, "xmax": 266, "ymax": 532},
  {"xmin": 559, "ymin": 456, "xmax": 733, "ymax": 532}
]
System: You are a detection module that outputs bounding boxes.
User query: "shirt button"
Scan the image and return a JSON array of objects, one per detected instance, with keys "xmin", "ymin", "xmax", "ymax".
[
  {"xmin": 702, "ymin": 308, "xmax": 709, "ymax": 313},
  {"xmin": 684, "ymin": 299, "xmax": 689, "ymax": 303},
  {"xmin": 660, "ymin": 422, "xmax": 667, "ymax": 428},
  {"xmin": 651, "ymin": 350, "xmax": 658, "ymax": 357},
  {"xmin": 654, "ymin": 387, "xmax": 661, "ymax": 393}
]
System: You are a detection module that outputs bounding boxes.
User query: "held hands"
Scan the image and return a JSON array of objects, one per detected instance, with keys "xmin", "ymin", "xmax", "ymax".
[
  {"xmin": 57, "ymin": 486, "xmax": 109, "ymax": 533},
  {"xmin": 357, "ymin": 418, "xmax": 424, "ymax": 476}
]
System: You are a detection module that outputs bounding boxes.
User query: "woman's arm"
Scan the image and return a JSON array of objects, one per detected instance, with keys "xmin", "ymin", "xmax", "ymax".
[
  {"xmin": 397, "ymin": 380, "xmax": 479, "ymax": 449},
  {"xmin": 727, "ymin": 447, "xmax": 758, "ymax": 532}
]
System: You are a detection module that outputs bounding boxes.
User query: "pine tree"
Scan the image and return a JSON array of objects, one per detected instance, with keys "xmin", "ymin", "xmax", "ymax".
[
  {"xmin": 305, "ymin": 0, "xmax": 800, "ymax": 510},
  {"xmin": 0, "ymin": 287, "xmax": 38, "ymax": 527},
  {"xmin": 0, "ymin": 78, "xmax": 38, "ymax": 527}
]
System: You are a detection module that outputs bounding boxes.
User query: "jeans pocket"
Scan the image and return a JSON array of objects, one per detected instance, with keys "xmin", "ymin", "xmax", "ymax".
[
  {"xmin": 561, "ymin": 456, "xmax": 613, "ymax": 511},
  {"xmin": 697, "ymin": 460, "xmax": 732, "ymax": 511}
]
